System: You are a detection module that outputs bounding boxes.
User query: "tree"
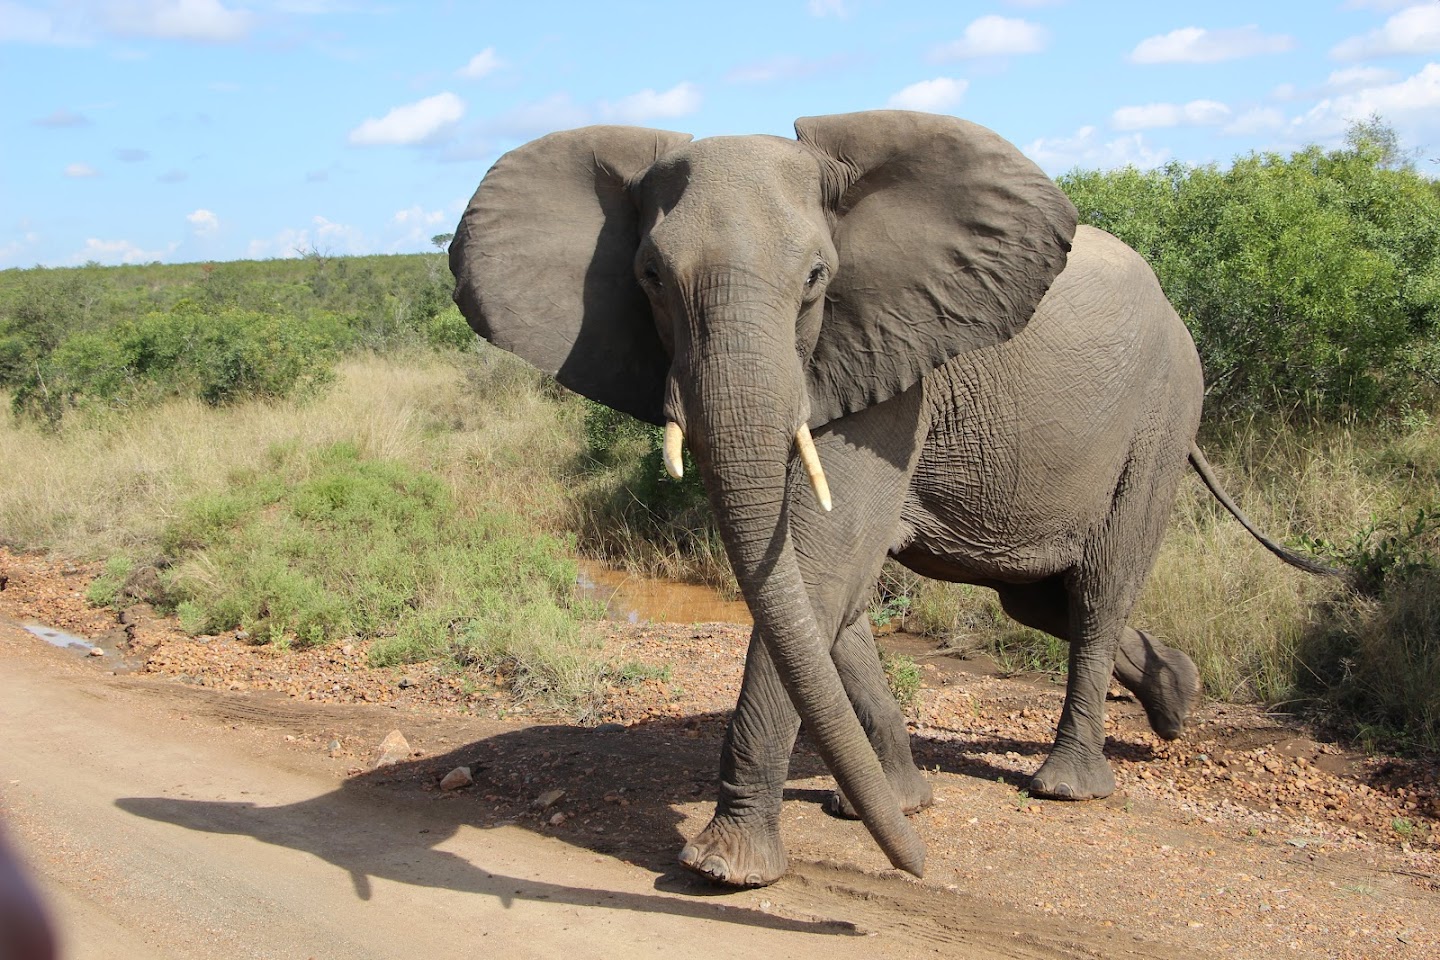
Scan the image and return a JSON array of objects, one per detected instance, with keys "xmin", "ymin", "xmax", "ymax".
[{"xmin": 431, "ymin": 232, "xmax": 454, "ymax": 252}]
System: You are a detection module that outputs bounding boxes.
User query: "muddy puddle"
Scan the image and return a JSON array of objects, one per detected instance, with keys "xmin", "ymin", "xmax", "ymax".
[
  {"xmin": 576, "ymin": 561, "xmax": 752, "ymax": 625},
  {"xmin": 24, "ymin": 623, "xmax": 97, "ymax": 653}
]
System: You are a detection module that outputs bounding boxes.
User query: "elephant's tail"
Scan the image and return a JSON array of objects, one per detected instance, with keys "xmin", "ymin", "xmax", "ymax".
[{"xmin": 1188, "ymin": 443, "xmax": 1351, "ymax": 581}]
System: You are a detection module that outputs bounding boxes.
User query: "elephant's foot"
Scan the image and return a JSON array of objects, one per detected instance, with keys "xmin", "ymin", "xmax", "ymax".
[
  {"xmin": 1114, "ymin": 630, "xmax": 1202, "ymax": 741},
  {"xmin": 678, "ymin": 816, "xmax": 787, "ymax": 888},
  {"xmin": 1029, "ymin": 749, "xmax": 1115, "ymax": 801},
  {"xmin": 825, "ymin": 764, "xmax": 933, "ymax": 820}
]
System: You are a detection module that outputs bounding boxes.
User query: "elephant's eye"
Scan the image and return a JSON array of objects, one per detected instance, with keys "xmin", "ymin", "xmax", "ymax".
[
  {"xmin": 641, "ymin": 263, "xmax": 662, "ymax": 287},
  {"xmin": 805, "ymin": 265, "xmax": 826, "ymax": 290}
]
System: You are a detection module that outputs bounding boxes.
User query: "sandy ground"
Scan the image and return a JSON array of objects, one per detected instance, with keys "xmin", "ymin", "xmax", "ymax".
[{"xmin": 1, "ymin": 550, "xmax": 1437, "ymax": 959}]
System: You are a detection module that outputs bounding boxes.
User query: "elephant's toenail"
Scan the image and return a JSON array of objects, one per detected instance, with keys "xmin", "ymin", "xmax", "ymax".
[
  {"xmin": 678, "ymin": 845, "xmax": 699, "ymax": 867},
  {"xmin": 744, "ymin": 873, "xmax": 763, "ymax": 886},
  {"xmin": 700, "ymin": 855, "xmax": 729, "ymax": 878}
]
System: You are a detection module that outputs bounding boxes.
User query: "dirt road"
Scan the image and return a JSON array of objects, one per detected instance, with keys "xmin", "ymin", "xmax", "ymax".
[
  {"xmin": 3, "ymin": 626, "xmax": 1204, "ymax": 960},
  {"xmin": 1, "ymin": 555, "xmax": 1437, "ymax": 960}
]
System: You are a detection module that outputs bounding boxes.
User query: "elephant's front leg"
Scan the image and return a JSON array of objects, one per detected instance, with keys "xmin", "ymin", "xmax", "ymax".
[
  {"xmin": 825, "ymin": 615, "xmax": 933, "ymax": 819},
  {"xmin": 681, "ymin": 388, "xmax": 930, "ymax": 887},
  {"xmin": 680, "ymin": 614, "xmax": 935, "ymax": 886},
  {"xmin": 679, "ymin": 631, "xmax": 798, "ymax": 888}
]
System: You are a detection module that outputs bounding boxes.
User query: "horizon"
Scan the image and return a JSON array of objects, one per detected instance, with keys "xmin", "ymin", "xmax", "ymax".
[{"xmin": 4, "ymin": 1, "xmax": 1439, "ymax": 270}]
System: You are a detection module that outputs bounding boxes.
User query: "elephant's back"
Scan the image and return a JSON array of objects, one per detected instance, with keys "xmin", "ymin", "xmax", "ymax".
[{"xmin": 903, "ymin": 226, "xmax": 1202, "ymax": 580}]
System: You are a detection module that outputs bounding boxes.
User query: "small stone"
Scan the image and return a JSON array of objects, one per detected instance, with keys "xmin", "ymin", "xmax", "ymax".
[
  {"xmin": 594, "ymin": 723, "xmax": 626, "ymax": 734},
  {"xmin": 88, "ymin": 646, "xmax": 105, "ymax": 657},
  {"xmin": 548, "ymin": 812, "xmax": 567, "ymax": 826},
  {"xmin": 327, "ymin": 739, "xmax": 342, "ymax": 757},
  {"xmin": 398, "ymin": 677, "xmax": 413, "ymax": 690},
  {"xmin": 533, "ymin": 788, "xmax": 566, "ymax": 810},
  {"xmin": 235, "ymin": 630, "xmax": 251, "ymax": 642},
  {"xmin": 440, "ymin": 767, "xmax": 473, "ymax": 791},
  {"xmin": 374, "ymin": 729, "xmax": 411, "ymax": 768}
]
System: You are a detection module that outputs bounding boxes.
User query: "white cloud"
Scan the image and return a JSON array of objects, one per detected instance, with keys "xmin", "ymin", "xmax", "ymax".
[
  {"xmin": 75, "ymin": 237, "xmax": 176, "ymax": 264},
  {"xmin": 1111, "ymin": 99, "xmax": 1230, "ymax": 131},
  {"xmin": 388, "ymin": 206, "xmax": 452, "ymax": 251},
  {"xmin": 391, "ymin": 205, "xmax": 447, "ymax": 227},
  {"xmin": 1130, "ymin": 25, "xmax": 1295, "ymax": 64},
  {"xmin": 457, "ymin": 47, "xmax": 503, "ymax": 79},
  {"xmin": 64, "ymin": 162, "xmax": 99, "ymax": 178},
  {"xmin": 1332, "ymin": 4, "xmax": 1440, "ymax": 59},
  {"xmin": 187, "ymin": 208, "xmax": 219, "ymax": 235},
  {"xmin": 934, "ymin": 16, "xmax": 1048, "ymax": 59},
  {"xmin": 600, "ymin": 82, "xmax": 701, "ymax": 123},
  {"xmin": 887, "ymin": 78, "xmax": 969, "ymax": 113},
  {"xmin": 1325, "ymin": 66, "xmax": 1401, "ymax": 92},
  {"xmin": 807, "ymin": 0, "xmax": 852, "ymax": 17},
  {"xmin": 247, "ymin": 215, "xmax": 369, "ymax": 259},
  {"xmin": 348, "ymin": 92, "xmax": 466, "ymax": 146},
  {"xmin": 1023, "ymin": 126, "xmax": 1169, "ymax": 175},
  {"xmin": 1343, "ymin": 0, "xmax": 1416, "ymax": 10},
  {"xmin": 1294, "ymin": 62, "xmax": 1440, "ymax": 137},
  {"xmin": 0, "ymin": 2, "xmax": 89, "ymax": 44},
  {"xmin": 1222, "ymin": 107, "xmax": 1287, "ymax": 136},
  {"xmin": 104, "ymin": 0, "xmax": 254, "ymax": 43}
]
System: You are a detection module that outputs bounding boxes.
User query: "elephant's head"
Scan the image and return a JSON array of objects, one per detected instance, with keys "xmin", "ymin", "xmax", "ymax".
[{"xmin": 451, "ymin": 110, "xmax": 1076, "ymax": 875}]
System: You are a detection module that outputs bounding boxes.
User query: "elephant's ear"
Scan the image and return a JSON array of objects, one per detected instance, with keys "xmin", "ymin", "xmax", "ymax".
[
  {"xmin": 450, "ymin": 125, "xmax": 693, "ymax": 425},
  {"xmin": 795, "ymin": 110, "xmax": 1077, "ymax": 425}
]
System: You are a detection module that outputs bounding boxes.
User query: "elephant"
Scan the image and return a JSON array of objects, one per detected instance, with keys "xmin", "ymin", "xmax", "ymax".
[{"xmin": 449, "ymin": 110, "xmax": 1335, "ymax": 887}]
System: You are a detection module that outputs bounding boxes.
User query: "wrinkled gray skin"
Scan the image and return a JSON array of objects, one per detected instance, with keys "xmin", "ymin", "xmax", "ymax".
[{"xmin": 450, "ymin": 111, "xmax": 1312, "ymax": 888}]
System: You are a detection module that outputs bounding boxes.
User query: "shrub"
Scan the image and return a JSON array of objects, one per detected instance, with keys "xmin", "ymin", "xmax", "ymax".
[
  {"xmin": 1060, "ymin": 119, "xmax": 1440, "ymax": 423},
  {"xmin": 155, "ymin": 442, "xmax": 587, "ymax": 663},
  {"xmin": 11, "ymin": 301, "xmax": 341, "ymax": 422}
]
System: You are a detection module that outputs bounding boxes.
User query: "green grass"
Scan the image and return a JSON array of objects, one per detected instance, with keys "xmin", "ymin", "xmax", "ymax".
[{"xmin": 879, "ymin": 647, "xmax": 922, "ymax": 712}]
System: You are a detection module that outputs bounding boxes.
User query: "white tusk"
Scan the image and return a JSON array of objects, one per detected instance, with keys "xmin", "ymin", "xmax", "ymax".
[
  {"xmin": 662, "ymin": 421, "xmax": 685, "ymax": 479},
  {"xmin": 794, "ymin": 424, "xmax": 833, "ymax": 512}
]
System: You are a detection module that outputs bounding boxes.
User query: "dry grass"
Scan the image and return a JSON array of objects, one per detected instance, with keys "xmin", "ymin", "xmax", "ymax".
[
  {"xmin": 895, "ymin": 419, "xmax": 1439, "ymax": 717},
  {"xmin": 0, "ymin": 348, "xmax": 583, "ymax": 560}
]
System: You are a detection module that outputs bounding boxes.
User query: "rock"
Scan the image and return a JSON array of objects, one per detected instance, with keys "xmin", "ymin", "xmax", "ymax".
[
  {"xmin": 235, "ymin": 630, "xmax": 251, "ymax": 642},
  {"xmin": 398, "ymin": 677, "xmax": 413, "ymax": 690},
  {"xmin": 327, "ymin": 739, "xmax": 342, "ymax": 757},
  {"xmin": 88, "ymin": 646, "xmax": 105, "ymax": 657},
  {"xmin": 533, "ymin": 788, "xmax": 566, "ymax": 810},
  {"xmin": 440, "ymin": 767, "xmax": 473, "ymax": 791},
  {"xmin": 594, "ymin": 723, "xmax": 626, "ymax": 734},
  {"xmin": 373, "ymin": 729, "xmax": 411, "ymax": 768},
  {"xmin": 548, "ymin": 812, "xmax": 567, "ymax": 826}
]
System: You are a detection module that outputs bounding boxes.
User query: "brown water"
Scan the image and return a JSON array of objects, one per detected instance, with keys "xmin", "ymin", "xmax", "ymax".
[{"xmin": 576, "ymin": 560, "xmax": 752, "ymax": 625}]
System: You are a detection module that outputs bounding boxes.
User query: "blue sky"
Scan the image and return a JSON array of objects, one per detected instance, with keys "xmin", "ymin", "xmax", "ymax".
[{"xmin": 4, "ymin": 1, "xmax": 1439, "ymax": 268}]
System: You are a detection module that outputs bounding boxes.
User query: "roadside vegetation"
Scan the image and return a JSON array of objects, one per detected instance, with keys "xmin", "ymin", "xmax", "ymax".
[{"xmin": 1, "ymin": 121, "xmax": 1437, "ymax": 741}]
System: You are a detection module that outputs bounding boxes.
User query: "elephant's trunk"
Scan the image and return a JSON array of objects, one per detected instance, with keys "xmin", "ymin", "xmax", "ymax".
[{"xmin": 683, "ymin": 342, "xmax": 925, "ymax": 878}]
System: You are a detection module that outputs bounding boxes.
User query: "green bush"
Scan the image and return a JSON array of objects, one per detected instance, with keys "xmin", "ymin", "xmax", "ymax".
[
  {"xmin": 154, "ymin": 442, "xmax": 585, "ymax": 656},
  {"xmin": 1060, "ymin": 119, "xmax": 1440, "ymax": 422},
  {"xmin": 11, "ymin": 301, "xmax": 341, "ymax": 422}
]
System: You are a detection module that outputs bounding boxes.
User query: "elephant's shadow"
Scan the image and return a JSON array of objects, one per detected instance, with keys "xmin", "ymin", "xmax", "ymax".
[{"xmin": 115, "ymin": 708, "xmax": 1069, "ymax": 923}]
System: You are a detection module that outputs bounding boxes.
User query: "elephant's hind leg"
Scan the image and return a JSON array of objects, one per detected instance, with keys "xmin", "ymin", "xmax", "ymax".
[
  {"xmin": 826, "ymin": 615, "xmax": 933, "ymax": 820},
  {"xmin": 1113, "ymin": 628, "xmax": 1201, "ymax": 741},
  {"xmin": 997, "ymin": 582, "xmax": 1201, "ymax": 743},
  {"xmin": 995, "ymin": 579, "xmax": 1118, "ymax": 800}
]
